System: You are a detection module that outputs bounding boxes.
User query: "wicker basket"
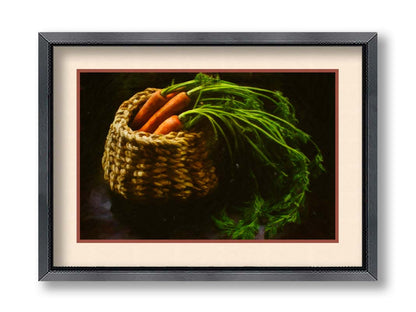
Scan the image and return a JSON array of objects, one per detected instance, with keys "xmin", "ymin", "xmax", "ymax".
[{"xmin": 102, "ymin": 88, "xmax": 218, "ymax": 201}]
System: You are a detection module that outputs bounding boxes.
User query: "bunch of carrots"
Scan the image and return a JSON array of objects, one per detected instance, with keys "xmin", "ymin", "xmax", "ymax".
[
  {"xmin": 130, "ymin": 90, "xmax": 186, "ymax": 134},
  {"xmin": 130, "ymin": 74, "xmax": 206, "ymax": 134},
  {"xmin": 128, "ymin": 73, "xmax": 325, "ymax": 239},
  {"xmin": 131, "ymin": 73, "xmax": 236, "ymax": 134}
]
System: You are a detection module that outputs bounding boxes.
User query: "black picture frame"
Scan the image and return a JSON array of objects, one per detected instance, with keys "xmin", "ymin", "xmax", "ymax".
[{"xmin": 39, "ymin": 32, "xmax": 377, "ymax": 281}]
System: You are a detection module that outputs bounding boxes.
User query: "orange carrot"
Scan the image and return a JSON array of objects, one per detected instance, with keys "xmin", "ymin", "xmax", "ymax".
[
  {"xmin": 154, "ymin": 115, "xmax": 182, "ymax": 135},
  {"xmin": 139, "ymin": 92, "xmax": 191, "ymax": 133},
  {"xmin": 131, "ymin": 90, "xmax": 170, "ymax": 130},
  {"xmin": 164, "ymin": 91, "xmax": 179, "ymax": 100}
]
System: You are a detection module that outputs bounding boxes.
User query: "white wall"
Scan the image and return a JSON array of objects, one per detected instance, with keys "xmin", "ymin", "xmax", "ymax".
[{"xmin": 1, "ymin": 0, "xmax": 409, "ymax": 311}]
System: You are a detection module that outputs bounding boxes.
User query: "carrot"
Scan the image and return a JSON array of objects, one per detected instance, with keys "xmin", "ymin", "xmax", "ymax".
[
  {"xmin": 164, "ymin": 92, "xmax": 179, "ymax": 100},
  {"xmin": 131, "ymin": 90, "xmax": 171, "ymax": 130},
  {"xmin": 154, "ymin": 115, "xmax": 182, "ymax": 135},
  {"xmin": 139, "ymin": 92, "xmax": 191, "ymax": 133}
]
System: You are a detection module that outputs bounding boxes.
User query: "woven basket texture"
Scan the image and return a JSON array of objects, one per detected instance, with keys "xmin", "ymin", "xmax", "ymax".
[{"xmin": 102, "ymin": 88, "xmax": 218, "ymax": 201}]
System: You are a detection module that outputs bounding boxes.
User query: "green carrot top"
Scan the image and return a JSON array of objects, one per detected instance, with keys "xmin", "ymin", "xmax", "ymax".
[{"xmin": 161, "ymin": 73, "xmax": 324, "ymax": 239}]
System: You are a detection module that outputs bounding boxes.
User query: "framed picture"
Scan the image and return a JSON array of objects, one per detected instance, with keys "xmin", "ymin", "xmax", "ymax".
[{"xmin": 39, "ymin": 32, "xmax": 377, "ymax": 281}]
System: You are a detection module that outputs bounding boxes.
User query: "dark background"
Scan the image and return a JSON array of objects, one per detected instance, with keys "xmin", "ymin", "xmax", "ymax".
[{"xmin": 80, "ymin": 72, "xmax": 335, "ymax": 240}]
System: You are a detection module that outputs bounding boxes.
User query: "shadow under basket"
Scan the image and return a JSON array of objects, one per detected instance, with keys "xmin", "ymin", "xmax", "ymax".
[{"xmin": 102, "ymin": 88, "xmax": 218, "ymax": 201}]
